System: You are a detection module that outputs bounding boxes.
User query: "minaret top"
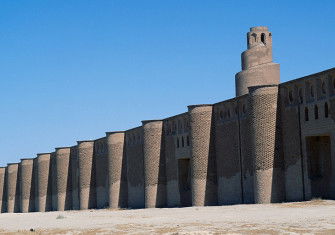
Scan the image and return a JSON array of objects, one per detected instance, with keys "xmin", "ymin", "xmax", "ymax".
[
  {"xmin": 235, "ymin": 26, "xmax": 280, "ymax": 96},
  {"xmin": 247, "ymin": 26, "xmax": 272, "ymax": 50},
  {"xmin": 250, "ymin": 26, "xmax": 268, "ymax": 32}
]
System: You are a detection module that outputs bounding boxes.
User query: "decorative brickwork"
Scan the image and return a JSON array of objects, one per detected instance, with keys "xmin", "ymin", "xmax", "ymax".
[
  {"xmin": 77, "ymin": 141, "xmax": 95, "ymax": 210},
  {"xmin": 19, "ymin": 159, "xmax": 34, "ymax": 213},
  {"xmin": 106, "ymin": 132, "xmax": 127, "ymax": 208},
  {"xmin": 188, "ymin": 105, "xmax": 217, "ymax": 206},
  {"xmin": 55, "ymin": 148, "xmax": 71, "ymax": 211},
  {"xmin": 36, "ymin": 153, "xmax": 51, "ymax": 212},
  {"xmin": 6, "ymin": 164, "xmax": 19, "ymax": 213},
  {"xmin": 142, "ymin": 120, "xmax": 166, "ymax": 208},
  {"xmin": 0, "ymin": 26, "xmax": 334, "ymax": 213}
]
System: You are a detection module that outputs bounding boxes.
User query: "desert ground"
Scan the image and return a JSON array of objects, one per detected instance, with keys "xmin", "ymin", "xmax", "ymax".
[{"xmin": 0, "ymin": 200, "xmax": 334, "ymax": 234}]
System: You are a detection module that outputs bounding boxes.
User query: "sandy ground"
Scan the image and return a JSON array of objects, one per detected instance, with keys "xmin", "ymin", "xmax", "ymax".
[{"xmin": 0, "ymin": 200, "xmax": 334, "ymax": 234}]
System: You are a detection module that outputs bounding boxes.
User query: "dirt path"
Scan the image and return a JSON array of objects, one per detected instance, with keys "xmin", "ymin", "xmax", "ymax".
[{"xmin": 0, "ymin": 200, "xmax": 334, "ymax": 234}]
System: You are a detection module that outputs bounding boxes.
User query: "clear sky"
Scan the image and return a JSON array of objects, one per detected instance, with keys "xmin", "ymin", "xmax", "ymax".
[{"xmin": 0, "ymin": 0, "xmax": 334, "ymax": 165}]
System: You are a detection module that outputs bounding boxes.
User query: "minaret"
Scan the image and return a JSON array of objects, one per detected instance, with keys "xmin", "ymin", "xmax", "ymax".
[{"xmin": 235, "ymin": 26, "xmax": 280, "ymax": 96}]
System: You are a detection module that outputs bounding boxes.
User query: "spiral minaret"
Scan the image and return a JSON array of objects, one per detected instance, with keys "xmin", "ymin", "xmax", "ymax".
[{"xmin": 235, "ymin": 26, "xmax": 280, "ymax": 96}]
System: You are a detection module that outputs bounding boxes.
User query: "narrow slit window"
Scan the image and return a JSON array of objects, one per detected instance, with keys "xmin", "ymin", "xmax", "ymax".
[
  {"xmin": 314, "ymin": 105, "xmax": 319, "ymax": 120},
  {"xmin": 305, "ymin": 107, "xmax": 309, "ymax": 121},
  {"xmin": 182, "ymin": 136, "xmax": 184, "ymax": 147},
  {"xmin": 325, "ymin": 102, "xmax": 329, "ymax": 118},
  {"xmin": 177, "ymin": 137, "xmax": 180, "ymax": 148},
  {"xmin": 261, "ymin": 33, "xmax": 265, "ymax": 43}
]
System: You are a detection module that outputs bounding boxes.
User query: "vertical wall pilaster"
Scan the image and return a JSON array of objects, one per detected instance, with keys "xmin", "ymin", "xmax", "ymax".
[
  {"xmin": 50, "ymin": 152, "xmax": 57, "ymax": 211},
  {"xmin": 106, "ymin": 132, "xmax": 127, "ymax": 208},
  {"xmin": 36, "ymin": 153, "xmax": 51, "ymax": 212},
  {"xmin": 249, "ymin": 85, "xmax": 284, "ymax": 203},
  {"xmin": 70, "ymin": 146, "xmax": 79, "ymax": 210},
  {"xmin": 188, "ymin": 105, "xmax": 217, "ymax": 206},
  {"xmin": 77, "ymin": 141, "xmax": 95, "ymax": 210},
  {"xmin": 0, "ymin": 167, "xmax": 5, "ymax": 213},
  {"xmin": 19, "ymin": 159, "xmax": 34, "ymax": 213},
  {"xmin": 142, "ymin": 120, "xmax": 166, "ymax": 208},
  {"xmin": 6, "ymin": 163, "xmax": 19, "ymax": 213},
  {"xmin": 55, "ymin": 147, "xmax": 71, "ymax": 211}
]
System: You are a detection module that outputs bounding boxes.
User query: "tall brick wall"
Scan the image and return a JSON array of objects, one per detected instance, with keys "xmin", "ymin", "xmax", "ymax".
[
  {"xmin": 0, "ymin": 168, "xmax": 5, "ymax": 212},
  {"xmin": 19, "ymin": 159, "xmax": 34, "ymax": 213},
  {"xmin": 106, "ymin": 132, "xmax": 128, "ymax": 209},
  {"xmin": 238, "ymin": 98, "xmax": 254, "ymax": 203},
  {"xmin": 164, "ymin": 120, "xmax": 180, "ymax": 207},
  {"xmin": 279, "ymin": 85, "xmax": 304, "ymax": 201},
  {"xmin": 70, "ymin": 146, "xmax": 79, "ymax": 210},
  {"xmin": 55, "ymin": 147, "xmax": 72, "ymax": 211},
  {"xmin": 94, "ymin": 137, "xmax": 109, "ymax": 208},
  {"xmin": 36, "ymin": 153, "xmax": 51, "ymax": 212},
  {"xmin": 142, "ymin": 120, "xmax": 166, "ymax": 208},
  {"xmin": 0, "ymin": 28, "xmax": 334, "ymax": 214},
  {"xmin": 6, "ymin": 163, "xmax": 19, "ymax": 213},
  {"xmin": 249, "ymin": 85, "xmax": 285, "ymax": 203},
  {"xmin": 214, "ymin": 100, "xmax": 243, "ymax": 205},
  {"xmin": 188, "ymin": 105, "xmax": 217, "ymax": 206},
  {"xmin": 77, "ymin": 141, "xmax": 96, "ymax": 210},
  {"xmin": 126, "ymin": 127, "xmax": 145, "ymax": 208}
]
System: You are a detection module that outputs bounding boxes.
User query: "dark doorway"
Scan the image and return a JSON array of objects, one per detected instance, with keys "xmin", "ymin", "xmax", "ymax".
[
  {"xmin": 306, "ymin": 136, "xmax": 332, "ymax": 199},
  {"xmin": 178, "ymin": 159, "xmax": 191, "ymax": 207}
]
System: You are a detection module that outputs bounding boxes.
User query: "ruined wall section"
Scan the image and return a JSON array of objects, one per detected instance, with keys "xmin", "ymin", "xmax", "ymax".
[
  {"xmin": 94, "ymin": 137, "xmax": 108, "ymax": 208},
  {"xmin": 125, "ymin": 127, "xmax": 144, "ymax": 208}
]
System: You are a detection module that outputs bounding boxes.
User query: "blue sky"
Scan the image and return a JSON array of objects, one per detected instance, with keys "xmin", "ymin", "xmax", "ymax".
[{"xmin": 0, "ymin": 0, "xmax": 334, "ymax": 165}]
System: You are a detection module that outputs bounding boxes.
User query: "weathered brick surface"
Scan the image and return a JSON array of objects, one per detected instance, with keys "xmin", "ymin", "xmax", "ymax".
[
  {"xmin": 188, "ymin": 105, "xmax": 217, "ymax": 206},
  {"xmin": 142, "ymin": 120, "xmax": 166, "ymax": 208},
  {"xmin": 55, "ymin": 148, "xmax": 71, "ymax": 211},
  {"xmin": 0, "ymin": 168, "xmax": 5, "ymax": 213},
  {"xmin": 70, "ymin": 146, "xmax": 79, "ymax": 210},
  {"xmin": 94, "ymin": 137, "xmax": 109, "ymax": 209},
  {"xmin": 6, "ymin": 164, "xmax": 19, "ymax": 213},
  {"xmin": 126, "ymin": 127, "xmax": 145, "ymax": 208},
  {"xmin": 249, "ymin": 85, "xmax": 284, "ymax": 203},
  {"xmin": 36, "ymin": 153, "xmax": 51, "ymax": 212},
  {"xmin": 1, "ymin": 27, "xmax": 334, "ymax": 213},
  {"xmin": 106, "ymin": 132, "xmax": 127, "ymax": 208},
  {"xmin": 19, "ymin": 159, "xmax": 34, "ymax": 213},
  {"xmin": 77, "ymin": 141, "xmax": 96, "ymax": 210}
]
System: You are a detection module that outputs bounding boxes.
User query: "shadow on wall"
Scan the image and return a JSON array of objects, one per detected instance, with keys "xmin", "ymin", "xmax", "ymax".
[
  {"xmin": 205, "ymin": 113, "xmax": 218, "ymax": 206},
  {"xmin": 1, "ymin": 171, "xmax": 7, "ymax": 213},
  {"xmin": 271, "ymin": 94, "xmax": 286, "ymax": 203},
  {"xmin": 65, "ymin": 156, "xmax": 73, "ymax": 210},
  {"xmin": 118, "ymin": 141, "xmax": 128, "ymax": 208},
  {"xmin": 155, "ymin": 128, "xmax": 167, "ymax": 208},
  {"xmin": 88, "ymin": 151, "xmax": 96, "ymax": 209}
]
